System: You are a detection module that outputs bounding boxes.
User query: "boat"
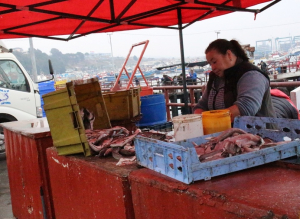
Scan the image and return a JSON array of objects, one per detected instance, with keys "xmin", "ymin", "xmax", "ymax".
[
  {"xmin": 290, "ymin": 46, "xmax": 300, "ymax": 56},
  {"xmin": 102, "ymin": 69, "xmax": 158, "ymax": 82}
]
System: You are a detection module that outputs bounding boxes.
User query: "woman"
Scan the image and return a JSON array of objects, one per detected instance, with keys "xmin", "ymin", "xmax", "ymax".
[{"xmin": 193, "ymin": 39, "xmax": 276, "ymax": 122}]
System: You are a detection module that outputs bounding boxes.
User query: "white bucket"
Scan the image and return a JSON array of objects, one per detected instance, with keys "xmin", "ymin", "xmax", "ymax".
[{"xmin": 172, "ymin": 114, "xmax": 203, "ymax": 141}]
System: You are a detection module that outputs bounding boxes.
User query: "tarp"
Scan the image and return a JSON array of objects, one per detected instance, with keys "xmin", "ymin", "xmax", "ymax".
[
  {"xmin": 0, "ymin": 0, "xmax": 279, "ymax": 40},
  {"xmin": 156, "ymin": 61, "xmax": 208, "ymax": 70},
  {"xmin": 0, "ymin": 0, "xmax": 280, "ymax": 114}
]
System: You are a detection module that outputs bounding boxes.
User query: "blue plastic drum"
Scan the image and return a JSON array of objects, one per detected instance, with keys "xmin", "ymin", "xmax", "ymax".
[
  {"xmin": 137, "ymin": 94, "xmax": 167, "ymax": 127},
  {"xmin": 38, "ymin": 81, "xmax": 55, "ymax": 117}
]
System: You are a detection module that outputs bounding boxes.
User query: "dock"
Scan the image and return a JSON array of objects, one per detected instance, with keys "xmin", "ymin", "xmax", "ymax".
[{"xmin": 270, "ymin": 70, "xmax": 300, "ymax": 81}]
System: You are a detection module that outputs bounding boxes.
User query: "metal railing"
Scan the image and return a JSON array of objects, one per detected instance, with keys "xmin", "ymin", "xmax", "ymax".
[
  {"xmin": 152, "ymin": 85, "xmax": 202, "ymax": 121},
  {"xmin": 54, "ymin": 77, "xmax": 300, "ymax": 121},
  {"xmin": 152, "ymin": 81, "xmax": 300, "ymax": 121}
]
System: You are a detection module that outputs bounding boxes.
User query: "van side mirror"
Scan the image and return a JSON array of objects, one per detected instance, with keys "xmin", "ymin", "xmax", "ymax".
[
  {"xmin": 48, "ymin": 59, "xmax": 54, "ymax": 75},
  {"xmin": 37, "ymin": 59, "xmax": 54, "ymax": 83}
]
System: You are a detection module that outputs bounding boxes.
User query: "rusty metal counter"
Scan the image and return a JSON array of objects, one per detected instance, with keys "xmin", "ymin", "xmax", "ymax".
[
  {"xmin": 2, "ymin": 118, "xmax": 54, "ymax": 219},
  {"xmin": 46, "ymin": 147, "xmax": 139, "ymax": 219},
  {"xmin": 129, "ymin": 160, "xmax": 300, "ymax": 219}
]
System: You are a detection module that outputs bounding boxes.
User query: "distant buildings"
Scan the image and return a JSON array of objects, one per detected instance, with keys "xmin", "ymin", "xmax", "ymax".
[{"xmin": 255, "ymin": 35, "xmax": 300, "ymax": 59}]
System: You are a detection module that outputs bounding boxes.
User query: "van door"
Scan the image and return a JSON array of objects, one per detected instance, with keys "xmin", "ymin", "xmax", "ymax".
[{"xmin": 0, "ymin": 60, "xmax": 37, "ymax": 119}]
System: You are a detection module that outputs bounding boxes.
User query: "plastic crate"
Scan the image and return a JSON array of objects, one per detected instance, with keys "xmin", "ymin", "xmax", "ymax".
[
  {"xmin": 134, "ymin": 116, "xmax": 300, "ymax": 184},
  {"xmin": 43, "ymin": 78, "xmax": 111, "ymax": 156},
  {"xmin": 103, "ymin": 88, "xmax": 141, "ymax": 121}
]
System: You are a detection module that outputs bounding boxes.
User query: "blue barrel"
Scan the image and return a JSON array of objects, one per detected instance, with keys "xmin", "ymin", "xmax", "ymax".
[
  {"xmin": 38, "ymin": 81, "xmax": 55, "ymax": 117},
  {"xmin": 137, "ymin": 94, "xmax": 167, "ymax": 127}
]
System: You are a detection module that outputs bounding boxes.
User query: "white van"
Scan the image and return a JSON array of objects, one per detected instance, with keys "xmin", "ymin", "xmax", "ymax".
[{"xmin": 0, "ymin": 46, "xmax": 53, "ymax": 153}]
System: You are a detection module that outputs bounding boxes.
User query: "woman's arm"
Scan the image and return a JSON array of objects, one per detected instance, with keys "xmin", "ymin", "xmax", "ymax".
[{"xmin": 234, "ymin": 71, "xmax": 269, "ymax": 116}]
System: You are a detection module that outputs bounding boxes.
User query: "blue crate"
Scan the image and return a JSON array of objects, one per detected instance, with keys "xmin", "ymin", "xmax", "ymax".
[
  {"xmin": 138, "ymin": 121, "xmax": 173, "ymax": 132},
  {"xmin": 134, "ymin": 116, "xmax": 300, "ymax": 184}
]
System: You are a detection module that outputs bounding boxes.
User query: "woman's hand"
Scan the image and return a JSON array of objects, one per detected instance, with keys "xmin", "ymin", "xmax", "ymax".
[
  {"xmin": 194, "ymin": 108, "xmax": 204, "ymax": 114},
  {"xmin": 227, "ymin": 105, "xmax": 240, "ymax": 122}
]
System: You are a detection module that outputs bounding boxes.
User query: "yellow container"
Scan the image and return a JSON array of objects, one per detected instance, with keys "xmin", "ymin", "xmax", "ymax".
[
  {"xmin": 103, "ymin": 88, "xmax": 141, "ymax": 121},
  {"xmin": 43, "ymin": 78, "xmax": 111, "ymax": 156},
  {"xmin": 202, "ymin": 109, "xmax": 231, "ymax": 135}
]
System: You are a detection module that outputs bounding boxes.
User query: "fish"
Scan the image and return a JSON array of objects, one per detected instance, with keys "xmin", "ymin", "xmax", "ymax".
[
  {"xmin": 209, "ymin": 128, "xmax": 248, "ymax": 150},
  {"xmin": 120, "ymin": 148, "xmax": 135, "ymax": 156},
  {"xmin": 193, "ymin": 127, "xmax": 286, "ymax": 162},
  {"xmin": 80, "ymin": 107, "xmax": 95, "ymax": 130},
  {"xmin": 195, "ymin": 128, "xmax": 248, "ymax": 151},
  {"xmin": 220, "ymin": 133, "xmax": 264, "ymax": 156},
  {"xmin": 116, "ymin": 156, "xmax": 136, "ymax": 166},
  {"xmin": 199, "ymin": 149, "xmax": 223, "ymax": 162},
  {"xmin": 259, "ymin": 141, "xmax": 287, "ymax": 149}
]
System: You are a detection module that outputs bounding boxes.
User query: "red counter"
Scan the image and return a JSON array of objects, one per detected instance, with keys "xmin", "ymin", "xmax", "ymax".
[
  {"xmin": 46, "ymin": 147, "xmax": 139, "ymax": 219},
  {"xmin": 3, "ymin": 118, "xmax": 54, "ymax": 219},
  {"xmin": 129, "ymin": 161, "xmax": 300, "ymax": 219}
]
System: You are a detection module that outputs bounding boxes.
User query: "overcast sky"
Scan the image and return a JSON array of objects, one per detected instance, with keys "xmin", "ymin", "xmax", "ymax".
[{"xmin": 2, "ymin": 0, "xmax": 300, "ymax": 58}]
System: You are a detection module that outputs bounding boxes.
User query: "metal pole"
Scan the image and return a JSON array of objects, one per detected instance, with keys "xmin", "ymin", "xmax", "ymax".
[
  {"xmin": 108, "ymin": 33, "xmax": 115, "ymax": 73},
  {"xmin": 29, "ymin": 38, "xmax": 38, "ymax": 82},
  {"xmin": 216, "ymin": 31, "xmax": 220, "ymax": 39},
  {"xmin": 177, "ymin": 8, "xmax": 189, "ymax": 114}
]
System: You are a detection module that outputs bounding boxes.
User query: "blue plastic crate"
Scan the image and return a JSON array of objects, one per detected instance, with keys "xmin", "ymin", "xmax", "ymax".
[
  {"xmin": 138, "ymin": 121, "xmax": 173, "ymax": 132},
  {"xmin": 134, "ymin": 116, "xmax": 300, "ymax": 184}
]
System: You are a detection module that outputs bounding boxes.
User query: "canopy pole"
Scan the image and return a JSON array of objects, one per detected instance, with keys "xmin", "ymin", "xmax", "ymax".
[
  {"xmin": 29, "ymin": 38, "xmax": 38, "ymax": 83},
  {"xmin": 177, "ymin": 8, "xmax": 189, "ymax": 114}
]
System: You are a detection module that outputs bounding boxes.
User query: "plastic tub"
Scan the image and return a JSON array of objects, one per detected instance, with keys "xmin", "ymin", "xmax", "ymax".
[
  {"xmin": 136, "ymin": 94, "xmax": 166, "ymax": 127},
  {"xmin": 173, "ymin": 114, "xmax": 203, "ymax": 141},
  {"xmin": 202, "ymin": 109, "xmax": 231, "ymax": 135},
  {"xmin": 38, "ymin": 81, "xmax": 55, "ymax": 117}
]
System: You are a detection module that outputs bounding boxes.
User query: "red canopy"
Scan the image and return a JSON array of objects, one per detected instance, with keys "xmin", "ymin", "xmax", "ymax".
[{"xmin": 0, "ymin": 0, "xmax": 279, "ymax": 40}]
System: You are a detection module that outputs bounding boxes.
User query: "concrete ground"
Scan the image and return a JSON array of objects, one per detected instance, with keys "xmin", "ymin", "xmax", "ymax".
[{"xmin": 0, "ymin": 153, "xmax": 15, "ymax": 219}]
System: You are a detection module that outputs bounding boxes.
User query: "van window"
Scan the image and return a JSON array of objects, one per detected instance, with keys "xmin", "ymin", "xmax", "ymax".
[{"xmin": 0, "ymin": 60, "xmax": 30, "ymax": 92}]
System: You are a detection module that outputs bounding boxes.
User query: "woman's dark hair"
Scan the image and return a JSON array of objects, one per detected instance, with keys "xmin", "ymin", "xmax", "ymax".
[
  {"xmin": 205, "ymin": 39, "xmax": 249, "ymax": 62},
  {"xmin": 275, "ymin": 87, "xmax": 290, "ymax": 96}
]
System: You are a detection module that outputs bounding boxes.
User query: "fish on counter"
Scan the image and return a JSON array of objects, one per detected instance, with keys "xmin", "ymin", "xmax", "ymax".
[
  {"xmin": 86, "ymin": 126, "xmax": 139, "ymax": 160},
  {"xmin": 193, "ymin": 128, "xmax": 289, "ymax": 163},
  {"xmin": 86, "ymin": 126, "xmax": 173, "ymax": 166}
]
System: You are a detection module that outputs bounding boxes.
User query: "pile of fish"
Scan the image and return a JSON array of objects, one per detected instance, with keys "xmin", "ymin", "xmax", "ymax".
[
  {"xmin": 193, "ymin": 128, "xmax": 287, "ymax": 162},
  {"xmin": 86, "ymin": 126, "xmax": 172, "ymax": 166},
  {"xmin": 86, "ymin": 126, "xmax": 140, "ymax": 166}
]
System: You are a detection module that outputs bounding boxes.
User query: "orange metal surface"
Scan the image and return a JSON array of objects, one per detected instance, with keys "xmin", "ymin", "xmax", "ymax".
[
  {"xmin": 3, "ymin": 119, "xmax": 54, "ymax": 219},
  {"xmin": 46, "ymin": 147, "xmax": 139, "ymax": 219},
  {"xmin": 129, "ymin": 163, "xmax": 300, "ymax": 219}
]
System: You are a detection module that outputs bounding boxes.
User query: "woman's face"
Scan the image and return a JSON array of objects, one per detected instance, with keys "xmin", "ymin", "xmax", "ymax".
[{"xmin": 206, "ymin": 49, "xmax": 236, "ymax": 77}]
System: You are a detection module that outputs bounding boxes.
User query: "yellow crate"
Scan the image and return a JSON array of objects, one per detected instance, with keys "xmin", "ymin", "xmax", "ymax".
[
  {"xmin": 43, "ymin": 78, "xmax": 111, "ymax": 156},
  {"xmin": 103, "ymin": 88, "xmax": 141, "ymax": 121}
]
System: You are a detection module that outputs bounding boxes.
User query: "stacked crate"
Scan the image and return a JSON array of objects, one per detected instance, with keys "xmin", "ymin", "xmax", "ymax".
[
  {"xmin": 43, "ymin": 78, "xmax": 142, "ymax": 156},
  {"xmin": 103, "ymin": 87, "xmax": 141, "ymax": 132},
  {"xmin": 43, "ymin": 78, "xmax": 111, "ymax": 156}
]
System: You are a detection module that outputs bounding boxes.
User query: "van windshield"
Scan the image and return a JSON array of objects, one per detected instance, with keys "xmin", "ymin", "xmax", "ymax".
[{"xmin": 0, "ymin": 60, "xmax": 30, "ymax": 92}]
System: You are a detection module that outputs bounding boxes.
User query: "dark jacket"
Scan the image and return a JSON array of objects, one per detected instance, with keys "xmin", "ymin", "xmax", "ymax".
[
  {"xmin": 261, "ymin": 61, "xmax": 267, "ymax": 72},
  {"xmin": 206, "ymin": 60, "xmax": 276, "ymax": 118},
  {"xmin": 271, "ymin": 89, "xmax": 300, "ymax": 119}
]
